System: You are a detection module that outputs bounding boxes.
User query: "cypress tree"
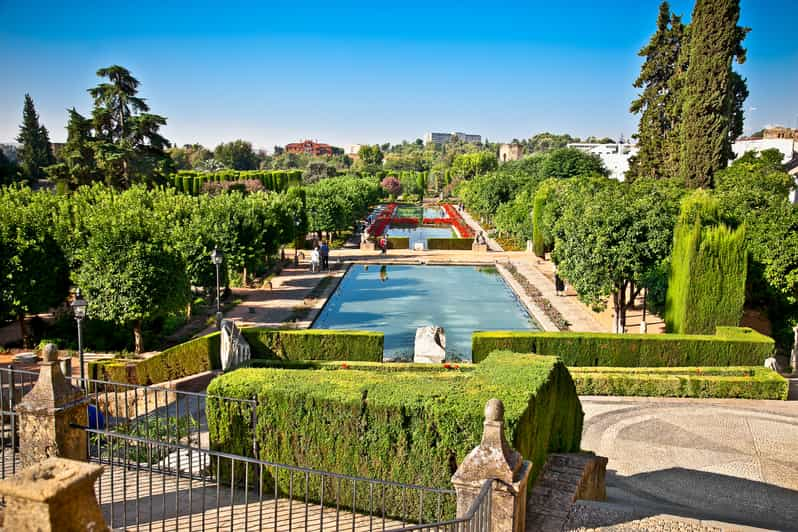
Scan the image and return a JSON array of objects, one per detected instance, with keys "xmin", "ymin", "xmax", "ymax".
[
  {"xmin": 678, "ymin": 0, "xmax": 748, "ymax": 188},
  {"xmin": 61, "ymin": 107, "xmax": 98, "ymax": 187},
  {"xmin": 628, "ymin": 2, "xmax": 685, "ymax": 182},
  {"xmin": 16, "ymin": 94, "xmax": 55, "ymax": 181}
]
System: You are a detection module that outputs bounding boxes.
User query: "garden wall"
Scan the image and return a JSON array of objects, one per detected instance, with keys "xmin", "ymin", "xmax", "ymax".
[
  {"xmin": 471, "ymin": 327, "xmax": 774, "ymax": 366},
  {"xmin": 206, "ymin": 351, "xmax": 583, "ymax": 518}
]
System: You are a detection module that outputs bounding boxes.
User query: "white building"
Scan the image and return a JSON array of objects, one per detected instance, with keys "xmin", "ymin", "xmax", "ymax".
[
  {"xmin": 566, "ymin": 142, "xmax": 639, "ymax": 182},
  {"xmin": 732, "ymin": 137, "xmax": 798, "ymax": 203},
  {"xmin": 424, "ymin": 132, "xmax": 482, "ymax": 145}
]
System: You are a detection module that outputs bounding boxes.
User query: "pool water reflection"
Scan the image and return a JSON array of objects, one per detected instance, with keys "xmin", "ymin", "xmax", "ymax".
[{"xmin": 312, "ymin": 264, "xmax": 540, "ymax": 360}]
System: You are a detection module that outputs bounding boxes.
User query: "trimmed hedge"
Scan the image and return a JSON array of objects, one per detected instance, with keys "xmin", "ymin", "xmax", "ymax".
[
  {"xmin": 171, "ymin": 169, "xmax": 303, "ymax": 195},
  {"xmin": 241, "ymin": 328, "xmax": 383, "ymax": 362},
  {"xmin": 471, "ymin": 327, "xmax": 774, "ymax": 366},
  {"xmin": 571, "ymin": 366, "xmax": 788, "ymax": 400},
  {"xmin": 88, "ymin": 332, "xmax": 221, "ymax": 385},
  {"xmin": 426, "ymin": 238, "xmax": 473, "ymax": 250},
  {"xmin": 387, "ymin": 236, "xmax": 410, "ymax": 249},
  {"xmin": 206, "ymin": 351, "xmax": 583, "ymax": 519}
]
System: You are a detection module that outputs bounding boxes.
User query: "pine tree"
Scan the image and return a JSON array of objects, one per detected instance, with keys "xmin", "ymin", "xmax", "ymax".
[
  {"xmin": 61, "ymin": 107, "xmax": 98, "ymax": 187},
  {"xmin": 628, "ymin": 2, "xmax": 685, "ymax": 182},
  {"xmin": 16, "ymin": 94, "xmax": 55, "ymax": 181},
  {"xmin": 678, "ymin": 0, "xmax": 748, "ymax": 188}
]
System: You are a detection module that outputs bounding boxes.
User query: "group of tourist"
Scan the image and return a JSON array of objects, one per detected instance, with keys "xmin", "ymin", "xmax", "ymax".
[{"xmin": 310, "ymin": 241, "xmax": 330, "ymax": 272}]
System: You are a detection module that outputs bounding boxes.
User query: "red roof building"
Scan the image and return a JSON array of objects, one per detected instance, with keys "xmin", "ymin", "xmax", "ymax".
[{"xmin": 285, "ymin": 140, "xmax": 334, "ymax": 156}]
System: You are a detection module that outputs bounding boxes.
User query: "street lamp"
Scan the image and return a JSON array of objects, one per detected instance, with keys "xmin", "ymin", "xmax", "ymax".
[
  {"xmin": 293, "ymin": 215, "xmax": 301, "ymax": 266},
  {"xmin": 71, "ymin": 289, "xmax": 88, "ymax": 390},
  {"xmin": 211, "ymin": 247, "xmax": 224, "ymax": 328}
]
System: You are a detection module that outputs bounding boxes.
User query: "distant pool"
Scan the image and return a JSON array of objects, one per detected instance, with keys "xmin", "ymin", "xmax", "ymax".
[
  {"xmin": 386, "ymin": 225, "xmax": 454, "ymax": 248},
  {"xmin": 312, "ymin": 265, "xmax": 540, "ymax": 360}
]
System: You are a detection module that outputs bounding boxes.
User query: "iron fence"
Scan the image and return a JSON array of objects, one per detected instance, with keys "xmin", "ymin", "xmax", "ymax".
[{"xmin": 0, "ymin": 365, "xmax": 498, "ymax": 531}]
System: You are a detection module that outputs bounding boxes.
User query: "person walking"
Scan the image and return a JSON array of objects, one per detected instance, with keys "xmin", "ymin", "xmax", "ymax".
[
  {"xmin": 310, "ymin": 245, "xmax": 320, "ymax": 272},
  {"xmin": 320, "ymin": 240, "xmax": 329, "ymax": 271},
  {"xmin": 553, "ymin": 264, "xmax": 565, "ymax": 296},
  {"xmin": 379, "ymin": 236, "xmax": 387, "ymax": 255}
]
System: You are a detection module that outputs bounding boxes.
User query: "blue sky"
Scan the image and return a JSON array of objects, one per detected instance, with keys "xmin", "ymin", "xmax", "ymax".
[{"xmin": 1, "ymin": 0, "xmax": 796, "ymax": 151}]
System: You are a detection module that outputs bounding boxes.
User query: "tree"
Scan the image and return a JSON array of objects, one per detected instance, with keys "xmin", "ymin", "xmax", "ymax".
[
  {"xmin": 169, "ymin": 144, "xmax": 213, "ymax": 170},
  {"xmin": 357, "ymin": 145, "xmax": 384, "ymax": 173},
  {"xmin": 214, "ymin": 140, "xmax": 258, "ymax": 170},
  {"xmin": 0, "ymin": 149, "xmax": 19, "ymax": 185},
  {"xmin": 678, "ymin": 0, "xmax": 748, "ymax": 188},
  {"xmin": 525, "ymin": 132, "xmax": 579, "ymax": 153},
  {"xmin": 16, "ymin": 94, "xmax": 55, "ymax": 182},
  {"xmin": 553, "ymin": 181, "xmax": 677, "ymax": 333},
  {"xmin": 539, "ymin": 148, "xmax": 608, "ymax": 180},
  {"xmin": 628, "ymin": 2, "xmax": 685, "ymax": 181},
  {"xmin": 380, "ymin": 176, "xmax": 402, "ymax": 197},
  {"xmin": 59, "ymin": 108, "xmax": 98, "ymax": 188},
  {"xmin": 88, "ymin": 65, "xmax": 172, "ymax": 188},
  {"xmin": 450, "ymin": 152, "xmax": 498, "ymax": 180},
  {"xmin": 0, "ymin": 194, "xmax": 70, "ymax": 345}
]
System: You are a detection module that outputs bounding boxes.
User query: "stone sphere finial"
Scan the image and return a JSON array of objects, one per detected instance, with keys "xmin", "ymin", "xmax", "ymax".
[
  {"xmin": 485, "ymin": 398, "xmax": 504, "ymax": 422},
  {"xmin": 42, "ymin": 344, "xmax": 58, "ymax": 363}
]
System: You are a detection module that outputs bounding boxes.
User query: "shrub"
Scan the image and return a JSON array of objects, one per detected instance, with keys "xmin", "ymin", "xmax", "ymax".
[
  {"xmin": 471, "ymin": 327, "xmax": 774, "ymax": 366},
  {"xmin": 570, "ymin": 366, "xmax": 788, "ymax": 400},
  {"xmin": 241, "ymin": 328, "xmax": 383, "ymax": 362},
  {"xmin": 206, "ymin": 351, "xmax": 583, "ymax": 519},
  {"xmin": 426, "ymin": 238, "xmax": 473, "ymax": 250},
  {"xmin": 387, "ymin": 236, "xmax": 409, "ymax": 249},
  {"xmin": 665, "ymin": 193, "xmax": 747, "ymax": 334}
]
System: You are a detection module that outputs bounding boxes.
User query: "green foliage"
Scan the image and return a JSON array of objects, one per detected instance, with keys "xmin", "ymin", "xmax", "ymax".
[
  {"xmin": 241, "ymin": 328, "xmax": 383, "ymax": 362},
  {"xmin": 627, "ymin": 2, "xmax": 685, "ymax": 182},
  {"xmin": 305, "ymin": 175, "xmax": 381, "ymax": 234},
  {"xmin": 539, "ymin": 148, "xmax": 608, "ymax": 180},
  {"xmin": 206, "ymin": 351, "xmax": 583, "ymax": 518},
  {"xmin": 135, "ymin": 332, "xmax": 221, "ymax": 384},
  {"xmin": 16, "ymin": 94, "xmax": 55, "ymax": 182},
  {"xmin": 356, "ymin": 145, "xmax": 384, "ymax": 174},
  {"xmin": 386, "ymin": 236, "xmax": 409, "ymax": 249},
  {"xmin": 213, "ymin": 140, "xmax": 259, "ymax": 170},
  {"xmin": 426, "ymin": 238, "xmax": 473, "ymax": 250},
  {"xmin": 570, "ymin": 366, "xmax": 788, "ymax": 400},
  {"xmin": 450, "ymin": 151, "xmax": 498, "ymax": 180},
  {"xmin": 471, "ymin": 327, "xmax": 774, "ymax": 366},
  {"xmin": 665, "ymin": 192, "xmax": 747, "ymax": 334},
  {"xmin": 678, "ymin": 0, "xmax": 748, "ymax": 188}
]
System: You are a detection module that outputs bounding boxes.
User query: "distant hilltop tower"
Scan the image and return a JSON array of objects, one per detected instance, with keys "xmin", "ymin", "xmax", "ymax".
[{"xmin": 499, "ymin": 142, "xmax": 524, "ymax": 163}]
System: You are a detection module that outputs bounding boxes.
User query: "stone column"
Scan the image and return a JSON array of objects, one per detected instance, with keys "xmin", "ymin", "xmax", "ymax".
[
  {"xmin": 0, "ymin": 457, "xmax": 107, "ymax": 531},
  {"xmin": 16, "ymin": 344, "xmax": 89, "ymax": 468},
  {"xmin": 451, "ymin": 398, "xmax": 532, "ymax": 532}
]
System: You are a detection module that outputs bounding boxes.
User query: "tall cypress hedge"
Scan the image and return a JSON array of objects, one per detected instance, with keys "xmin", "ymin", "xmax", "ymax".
[
  {"xmin": 531, "ymin": 190, "xmax": 546, "ymax": 257},
  {"xmin": 665, "ymin": 192, "xmax": 747, "ymax": 334},
  {"xmin": 206, "ymin": 352, "xmax": 583, "ymax": 519}
]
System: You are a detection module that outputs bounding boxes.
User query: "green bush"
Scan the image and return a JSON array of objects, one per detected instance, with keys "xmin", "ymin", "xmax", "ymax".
[
  {"xmin": 426, "ymin": 238, "xmax": 473, "ymax": 250},
  {"xmin": 570, "ymin": 366, "xmax": 788, "ymax": 400},
  {"xmin": 665, "ymin": 193, "xmax": 747, "ymax": 334},
  {"xmin": 241, "ymin": 328, "xmax": 383, "ymax": 362},
  {"xmin": 471, "ymin": 327, "xmax": 774, "ymax": 366},
  {"xmin": 206, "ymin": 351, "xmax": 582, "ymax": 520},
  {"xmin": 387, "ymin": 236, "xmax": 409, "ymax": 249}
]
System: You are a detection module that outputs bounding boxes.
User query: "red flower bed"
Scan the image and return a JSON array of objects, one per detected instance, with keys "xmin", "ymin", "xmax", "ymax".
[
  {"xmin": 441, "ymin": 204, "xmax": 475, "ymax": 238},
  {"xmin": 367, "ymin": 203, "xmax": 397, "ymax": 237},
  {"xmin": 422, "ymin": 217, "xmax": 449, "ymax": 225}
]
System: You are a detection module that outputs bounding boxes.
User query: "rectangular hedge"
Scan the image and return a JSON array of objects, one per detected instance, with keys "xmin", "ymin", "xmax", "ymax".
[
  {"xmin": 206, "ymin": 351, "xmax": 583, "ymax": 519},
  {"xmin": 472, "ymin": 327, "xmax": 774, "ymax": 366},
  {"xmin": 387, "ymin": 236, "xmax": 410, "ymax": 249},
  {"xmin": 570, "ymin": 366, "xmax": 788, "ymax": 400},
  {"xmin": 426, "ymin": 238, "xmax": 473, "ymax": 250},
  {"xmin": 241, "ymin": 328, "xmax": 383, "ymax": 362},
  {"xmin": 89, "ymin": 332, "xmax": 221, "ymax": 386}
]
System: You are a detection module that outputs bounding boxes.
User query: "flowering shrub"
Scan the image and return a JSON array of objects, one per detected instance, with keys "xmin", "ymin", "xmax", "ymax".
[{"xmin": 380, "ymin": 176, "xmax": 402, "ymax": 197}]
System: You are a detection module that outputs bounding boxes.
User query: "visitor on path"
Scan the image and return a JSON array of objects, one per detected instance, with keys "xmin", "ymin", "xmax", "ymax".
[
  {"xmin": 553, "ymin": 264, "xmax": 565, "ymax": 296},
  {"xmin": 310, "ymin": 245, "xmax": 320, "ymax": 272},
  {"xmin": 320, "ymin": 240, "xmax": 329, "ymax": 270},
  {"xmin": 379, "ymin": 236, "xmax": 388, "ymax": 254}
]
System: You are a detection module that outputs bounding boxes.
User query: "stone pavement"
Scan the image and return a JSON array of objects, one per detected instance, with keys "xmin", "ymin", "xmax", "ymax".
[{"xmin": 575, "ymin": 396, "xmax": 798, "ymax": 531}]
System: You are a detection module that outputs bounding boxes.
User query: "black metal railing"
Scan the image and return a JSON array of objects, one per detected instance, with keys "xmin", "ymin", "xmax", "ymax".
[{"xmin": 0, "ymin": 365, "xmax": 497, "ymax": 531}]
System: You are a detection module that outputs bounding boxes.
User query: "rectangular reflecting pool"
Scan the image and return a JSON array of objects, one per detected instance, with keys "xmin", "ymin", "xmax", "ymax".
[
  {"xmin": 312, "ymin": 264, "xmax": 540, "ymax": 360},
  {"xmin": 386, "ymin": 225, "xmax": 454, "ymax": 248}
]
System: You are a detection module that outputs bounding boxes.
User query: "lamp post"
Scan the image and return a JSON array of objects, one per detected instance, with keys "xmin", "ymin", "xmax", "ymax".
[
  {"xmin": 293, "ymin": 215, "xmax": 301, "ymax": 266},
  {"xmin": 71, "ymin": 289, "xmax": 88, "ymax": 390},
  {"xmin": 211, "ymin": 247, "xmax": 224, "ymax": 328}
]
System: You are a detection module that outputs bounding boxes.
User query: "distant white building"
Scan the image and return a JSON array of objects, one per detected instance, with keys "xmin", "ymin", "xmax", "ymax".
[
  {"xmin": 424, "ymin": 132, "xmax": 482, "ymax": 145},
  {"xmin": 732, "ymin": 136, "xmax": 798, "ymax": 203},
  {"xmin": 566, "ymin": 142, "xmax": 638, "ymax": 182}
]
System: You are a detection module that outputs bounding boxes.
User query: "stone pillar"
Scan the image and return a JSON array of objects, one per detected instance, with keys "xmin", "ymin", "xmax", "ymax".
[
  {"xmin": 16, "ymin": 344, "xmax": 89, "ymax": 468},
  {"xmin": 0, "ymin": 457, "xmax": 107, "ymax": 531},
  {"xmin": 791, "ymin": 325, "xmax": 798, "ymax": 376},
  {"xmin": 452, "ymin": 399, "xmax": 532, "ymax": 532}
]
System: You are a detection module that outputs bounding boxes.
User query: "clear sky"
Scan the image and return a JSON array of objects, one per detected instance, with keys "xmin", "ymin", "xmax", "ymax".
[{"xmin": 1, "ymin": 0, "xmax": 796, "ymax": 151}]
